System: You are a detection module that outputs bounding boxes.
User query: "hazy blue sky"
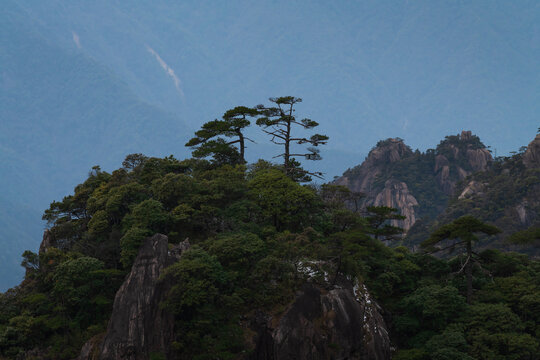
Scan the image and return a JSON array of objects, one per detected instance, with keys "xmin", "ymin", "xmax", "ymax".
[{"xmin": 11, "ymin": 0, "xmax": 539, "ymax": 157}]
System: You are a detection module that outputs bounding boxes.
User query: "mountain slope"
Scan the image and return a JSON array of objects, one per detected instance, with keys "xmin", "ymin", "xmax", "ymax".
[{"xmin": 411, "ymin": 134, "xmax": 540, "ymax": 255}]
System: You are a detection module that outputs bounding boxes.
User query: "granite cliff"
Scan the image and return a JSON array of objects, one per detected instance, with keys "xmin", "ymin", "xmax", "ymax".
[
  {"xmin": 427, "ymin": 133, "xmax": 540, "ymax": 255},
  {"xmin": 77, "ymin": 234, "xmax": 391, "ymax": 360},
  {"xmin": 335, "ymin": 131, "xmax": 492, "ymax": 232},
  {"xmin": 77, "ymin": 234, "xmax": 180, "ymax": 360}
]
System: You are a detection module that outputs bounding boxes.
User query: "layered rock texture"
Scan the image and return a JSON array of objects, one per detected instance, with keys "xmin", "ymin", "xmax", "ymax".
[
  {"xmin": 249, "ymin": 280, "xmax": 390, "ymax": 360},
  {"xmin": 415, "ymin": 133, "xmax": 540, "ymax": 254},
  {"xmin": 523, "ymin": 134, "xmax": 540, "ymax": 169},
  {"xmin": 78, "ymin": 234, "xmax": 188, "ymax": 360},
  {"xmin": 77, "ymin": 234, "xmax": 390, "ymax": 360},
  {"xmin": 335, "ymin": 131, "xmax": 492, "ymax": 232}
]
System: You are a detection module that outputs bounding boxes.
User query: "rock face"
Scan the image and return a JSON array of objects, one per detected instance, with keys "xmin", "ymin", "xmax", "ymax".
[
  {"xmin": 434, "ymin": 131, "xmax": 492, "ymax": 196},
  {"xmin": 250, "ymin": 280, "xmax": 390, "ymax": 360},
  {"xmin": 335, "ymin": 138, "xmax": 413, "ymax": 194},
  {"xmin": 38, "ymin": 230, "xmax": 55, "ymax": 256},
  {"xmin": 335, "ymin": 132, "xmax": 492, "ymax": 232},
  {"xmin": 373, "ymin": 180, "xmax": 418, "ymax": 230},
  {"xmin": 78, "ymin": 234, "xmax": 188, "ymax": 360},
  {"xmin": 523, "ymin": 134, "xmax": 540, "ymax": 169},
  {"xmin": 458, "ymin": 180, "xmax": 485, "ymax": 200},
  {"xmin": 334, "ymin": 138, "xmax": 419, "ymax": 231}
]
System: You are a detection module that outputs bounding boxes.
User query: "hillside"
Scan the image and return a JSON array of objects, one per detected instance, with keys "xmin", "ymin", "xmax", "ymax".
[
  {"xmin": 2, "ymin": 0, "xmax": 539, "ymax": 290},
  {"xmin": 0, "ymin": 150, "xmax": 538, "ymax": 359},
  {"xmin": 335, "ymin": 131, "xmax": 540, "ymax": 256},
  {"xmin": 408, "ymin": 134, "xmax": 540, "ymax": 255}
]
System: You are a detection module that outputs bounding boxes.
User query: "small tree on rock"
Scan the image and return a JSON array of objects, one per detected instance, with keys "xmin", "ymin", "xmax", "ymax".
[
  {"xmin": 366, "ymin": 206, "xmax": 405, "ymax": 242},
  {"xmin": 256, "ymin": 96, "xmax": 328, "ymax": 181},
  {"xmin": 421, "ymin": 215, "xmax": 501, "ymax": 303}
]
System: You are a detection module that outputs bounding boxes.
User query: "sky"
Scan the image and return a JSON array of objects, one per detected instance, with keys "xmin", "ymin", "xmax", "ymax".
[{"xmin": 13, "ymin": 0, "xmax": 539, "ymax": 157}]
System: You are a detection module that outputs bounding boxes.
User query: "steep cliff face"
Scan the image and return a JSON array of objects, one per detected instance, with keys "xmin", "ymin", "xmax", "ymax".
[
  {"xmin": 38, "ymin": 229, "xmax": 55, "ymax": 256},
  {"xmin": 77, "ymin": 235, "xmax": 389, "ymax": 360},
  {"xmin": 335, "ymin": 138, "xmax": 413, "ymax": 194},
  {"xmin": 523, "ymin": 134, "xmax": 540, "ymax": 169},
  {"xmin": 373, "ymin": 180, "xmax": 418, "ymax": 230},
  {"xmin": 335, "ymin": 131, "xmax": 492, "ymax": 232},
  {"xmin": 335, "ymin": 138, "xmax": 419, "ymax": 231},
  {"xmin": 434, "ymin": 131, "xmax": 492, "ymax": 195},
  {"xmin": 78, "ymin": 234, "xmax": 189, "ymax": 360},
  {"xmin": 250, "ymin": 280, "xmax": 390, "ymax": 360}
]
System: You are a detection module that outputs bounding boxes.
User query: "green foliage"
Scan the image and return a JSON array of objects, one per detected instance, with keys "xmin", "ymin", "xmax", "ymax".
[
  {"xmin": 365, "ymin": 206, "xmax": 405, "ymax": 241},
  {"xmin": 422, "ymin": 216, "xmax": 501, "ymax": 303},
  {"xmin": 424, "ymin": 325, "xmax": 474, "ymax": 360},
  {"xmin": 122, "ymin": 199, "xmax": 169, "ymax": 233},
  {"xmin": 120, "ymin": 227, "xmax": 152, "ymax": 268},
  {"xmin": 464, "ymin": 303, "xmax": 539, "ymax": 360},
  {"xmin": 161, "ymin": 246, "xmax": 244, "ymax": 359},
  {"xmin": 248, "ymin": 169, "xmax": 320, "ymax": 231},
  {"xmin": 422, "ymin": 216, "xmax": 501, "ymax": 250},
  {"xmin": 2, "ymin": 128, "xmax": 539, "ymax": 359},
  {"xmin": 396, "ymin": 285, "xmax": 466, "ymax": 338},
  {"xmin": 507, "ymin": 227, "xmax": 540, "ymax": 245},
  {"xmin": 207, "ymin": 233, "xmax": 265, "ymax": 277},
  {"xmin": 186, "ymin": 106, "xmax": 258, "ymax": 164}
]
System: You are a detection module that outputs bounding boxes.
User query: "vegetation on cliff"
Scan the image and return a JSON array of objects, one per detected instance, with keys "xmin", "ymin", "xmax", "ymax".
[
  {"xmin": 409, "ymin": 135, "xmax": 540, "ymax": 256},
  {"xmin": 0, "ymin": 105, "xmax": 539, "ymax": 359}
]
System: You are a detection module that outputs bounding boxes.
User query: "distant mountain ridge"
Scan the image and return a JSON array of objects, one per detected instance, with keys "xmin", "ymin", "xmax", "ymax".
[
  {"xmin": 415, "ymin": 134, "xmax": 540, "ymax": 255},
  {"xmin": 335, "ymin": 131, "xmax": 492, "ymax": 230},
  {"xmin": 335, "ymin": 131, "xmax": 540, "ymax": 255}
]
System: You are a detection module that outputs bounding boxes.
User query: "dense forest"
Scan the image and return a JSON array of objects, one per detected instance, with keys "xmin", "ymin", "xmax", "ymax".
[{"xmin": 1, "ymin": 99, "xmax": 539, "ymax": 359}]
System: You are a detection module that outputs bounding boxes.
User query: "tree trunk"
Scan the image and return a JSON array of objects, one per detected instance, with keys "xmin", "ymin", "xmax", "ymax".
[
  {"xmin": 237, "ymin": 130, "xmax": 245, "ymax": 163},
  {"xmin": 284, "ymin": 120, "xmax": 291, "ymax": 173},
  {"xmin": 466, "ymin": 240, "xmax": 473, "ymax": 304}
]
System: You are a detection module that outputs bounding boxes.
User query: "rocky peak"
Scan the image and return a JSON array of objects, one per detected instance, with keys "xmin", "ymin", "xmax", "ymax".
[
  {"xmin": 460, "ymin": 130, "xmax": 473, "ymax": 140},
  {"xmin": 434, "ymin": 131, "xmax": 492, "ymax": 195},
  {"xmin": 78, "ymin": 234, "xmax": 189, "ymax": 360},
  {"xmin": 335, "ymin": 138, "xmax": 413, "ymax": 194},
  {"xmin": 367, "ymin": 138, "xmax": 413, "ymax": 165},
  {"xmin": 335, "ymin": 132, "xmax": 493, "ymax": 233},
  {"xmin": 523, "ymin": 134, "xmax": 540, "ymax": 169}
]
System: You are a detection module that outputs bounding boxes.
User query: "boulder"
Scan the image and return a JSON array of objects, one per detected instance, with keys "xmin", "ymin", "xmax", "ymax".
[{"xmin": 250, "ymin": 280, "xmax": 390, "ymax": 360}]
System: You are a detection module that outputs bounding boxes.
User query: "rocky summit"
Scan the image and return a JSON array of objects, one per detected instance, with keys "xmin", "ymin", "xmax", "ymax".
[{"xmin": 335, "ymin": 131, "xmax": 493, "ymax": 232}]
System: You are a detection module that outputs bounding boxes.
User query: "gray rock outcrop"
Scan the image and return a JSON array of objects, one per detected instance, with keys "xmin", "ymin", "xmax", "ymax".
[
  {"xmin": 434, "ymin": 132, "xmax": 492, "ymax": 196},
  {"xmin": 39, "ymin": 229, "xmax": 55, "ymax": 256},
  {"xmin": 523, "ymin": 134, "xmax": 540, "ymax": 169},
  {"xmin": 250, "ymin": 280, "xmax": 390, "ymax": 360},
  {"xmin": 373, "ymin": 180, "xmax": 418, "ymax": 230},
  {"xmin": 334, "ymin": 138, "xmax": 419, "ymax": 231},
  {"xmin": 78, "ymin": 234, "xmax": 189, "ymax": 360},
  {"xmin": 334, "ymin": 138, "xmax": 413, "ymax": 194},
  {"xmin": 335, "ymin": 131, "xmax": 492, "ymax": 232}
]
